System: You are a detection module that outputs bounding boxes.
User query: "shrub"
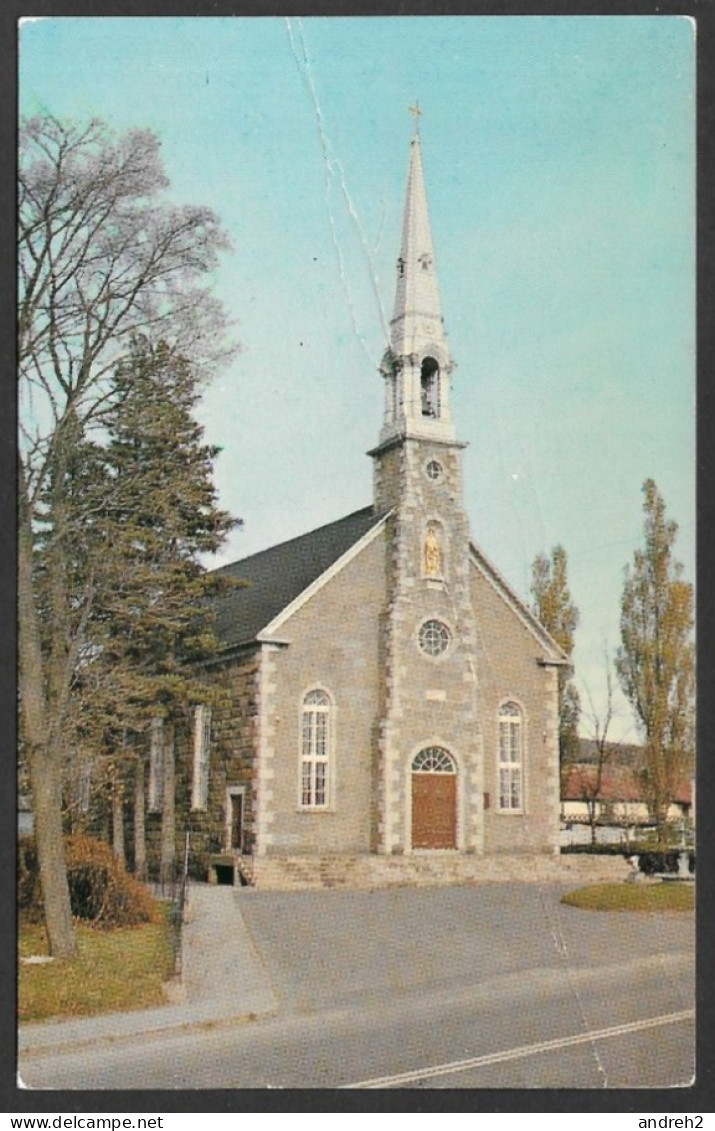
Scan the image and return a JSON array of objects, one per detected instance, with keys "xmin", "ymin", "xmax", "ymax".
[
  {"xmin": 18, "ymin": 834, "xmax": 161, "ymax": 929},
  {"xmin": 633, "ymin": 849, "xmax": 695, "ymax": 876}
]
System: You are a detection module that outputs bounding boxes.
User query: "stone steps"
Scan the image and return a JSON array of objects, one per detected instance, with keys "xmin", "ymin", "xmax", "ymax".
[{"xmin": 249, "ymin": 852, "xmax": 630, "ymax": 891}]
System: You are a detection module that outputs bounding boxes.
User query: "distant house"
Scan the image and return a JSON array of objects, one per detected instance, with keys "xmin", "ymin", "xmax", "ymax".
[{"xmin": 561, "ymin": 758, "xmax": 694, "ymax": 846}]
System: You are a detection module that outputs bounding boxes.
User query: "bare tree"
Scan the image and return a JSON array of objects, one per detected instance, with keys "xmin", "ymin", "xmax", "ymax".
[
  {"xmin": 577, "ymin": 660, "xmax": 622, "ymax": 844},
  {"xmin": 18, "ymin": 115, "xmax": 234, "ymax": 956}
]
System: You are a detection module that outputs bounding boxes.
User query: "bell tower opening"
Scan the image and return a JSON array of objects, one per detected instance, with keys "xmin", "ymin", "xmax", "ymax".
[{"xmin": 421, "ymin": 356, "xmax": 440, "ymax": 418}]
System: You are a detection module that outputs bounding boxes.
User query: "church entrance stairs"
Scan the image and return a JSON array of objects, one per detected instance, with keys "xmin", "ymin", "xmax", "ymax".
[{"xmin": 248, "ymin": 852, "xmax": 629, "ymax": 891}]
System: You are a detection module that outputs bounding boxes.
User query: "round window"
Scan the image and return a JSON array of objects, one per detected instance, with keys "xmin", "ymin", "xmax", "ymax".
[
  {"xmin": 425, "ymin": 460, "xmax": 443, "ymax": 481},
  {"xmin": 418, "ymin": 619, "xmax": 451, "ymax": 657}
]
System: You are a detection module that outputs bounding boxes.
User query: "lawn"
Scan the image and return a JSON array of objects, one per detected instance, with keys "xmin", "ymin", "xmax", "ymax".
[
  {"xmin": 561, "ymin": 881, "xmax": 695, "ymax": 913},
  {"xmin": 19, "ymin": 912, "xmax": 176, "ymax": 1023}
]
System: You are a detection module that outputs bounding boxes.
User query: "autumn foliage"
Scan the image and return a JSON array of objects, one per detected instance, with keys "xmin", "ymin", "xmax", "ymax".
[{"xmin": 19, "ymin": 834, "xmax": 161, "ymax": 929}]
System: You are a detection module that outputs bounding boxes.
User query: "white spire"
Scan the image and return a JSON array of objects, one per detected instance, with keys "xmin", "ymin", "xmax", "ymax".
[
  {"xmin": 379, "ymin": 114, "xmax": 455, "ymax": 445},
  {"xmin": 391, "ymin": 130, "xmax": 444, "ymax": 347}
]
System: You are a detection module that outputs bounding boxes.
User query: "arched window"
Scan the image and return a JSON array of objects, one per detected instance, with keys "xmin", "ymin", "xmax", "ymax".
[
  {"xmin": 420, "ymin": 356, "xmax": 441, "ymax": 418},
  {"xmin": 412, "ymin": 747, "xmax": 456, "ymax": 773},
  {"xmin": 498, "ymin": 701, "xmax": 523, "ymax": 811},
  {"xmin": 301, "ymin": 690, "xmax": 331, "ymax": 808}
]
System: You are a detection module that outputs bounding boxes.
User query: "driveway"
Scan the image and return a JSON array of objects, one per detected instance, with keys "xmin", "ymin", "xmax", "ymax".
[{"xmin": 238, "ymin": 882, "xmax": 694, "ymax": 1018}]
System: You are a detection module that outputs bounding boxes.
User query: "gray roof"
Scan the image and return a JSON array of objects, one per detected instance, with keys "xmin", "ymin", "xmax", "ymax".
[{"xmin": 211, "ymin": 506, "xmax": 386, "ymax": 651}]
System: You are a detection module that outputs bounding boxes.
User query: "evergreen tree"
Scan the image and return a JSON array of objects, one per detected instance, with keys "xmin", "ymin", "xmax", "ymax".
[
  {"xmin": 97, "ymin": 340, "xmax": 236, "ymax": 707},
  {"xmin": 530, "ymin": 545, "xmax": 581, "ymax": 774},
  {"xmin": 616, "ymin": 480, "xmax": 694, "ymax": 836},
  {"xmin": 81, "ymin": 338, "xmax": 240, "ymax": 875},
  {"xmin": 19, "ymin": 114, "xmax": 233, "ymax": 956}
]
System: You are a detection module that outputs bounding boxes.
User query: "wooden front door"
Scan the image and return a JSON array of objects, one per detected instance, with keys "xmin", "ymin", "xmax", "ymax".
[{"xmin": 411, "ymin": 771, "xmax": 457, "ymax": 849}]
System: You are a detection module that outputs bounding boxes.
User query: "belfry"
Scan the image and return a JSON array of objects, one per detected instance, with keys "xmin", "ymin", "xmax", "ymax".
[
  {"xmin": 180, "ymin": 115, "xmax": 566, "ymax": 888},
  {"xmin": 378, "ymin": 120, "xmax": 456, "ymax": 448}
]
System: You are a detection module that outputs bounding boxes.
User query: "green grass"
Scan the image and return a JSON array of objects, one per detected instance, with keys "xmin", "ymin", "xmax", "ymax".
[
  {"xmin": 561, "ymin": 881, "xmax": 695, "ymax": 913},
  {"xmin": 19, "ymin": 910, "xmax": 176, "ymax": 1023}
]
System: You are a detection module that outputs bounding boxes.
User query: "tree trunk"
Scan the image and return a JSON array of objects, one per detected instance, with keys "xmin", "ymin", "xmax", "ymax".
[
  {"xmin": 654, "ymin": 806, "xmax": 671, "ymax": 843},
  {"xmin": 18, "ymin": 471, "xmax": 76, "ymax": 958},
  {"xmin": 112, "ymin": 770, "xmax": 125, "ymax": 867},
  {"xmin": 134, "ymin": 759, "xmax": 147, "ymax": 881},
  {"xmin": 27, "ymin": 746, "xmax": 77, "ymax": 957},
  {"xmin": 160, "ymin": 724, "xmax": 176, "ymax": 886},
  {"xmin": 585, "ymin": 798, "xmax": 597, "ymax": 845}
]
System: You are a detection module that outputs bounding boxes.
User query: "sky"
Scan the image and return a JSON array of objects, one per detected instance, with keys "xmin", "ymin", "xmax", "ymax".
[{"xmin": 19, "ymin": 15, "xmax": 696, "ymax": 741}]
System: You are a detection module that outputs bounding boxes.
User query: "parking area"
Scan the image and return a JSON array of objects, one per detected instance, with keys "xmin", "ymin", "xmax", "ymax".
[{"xmin": 238, "ymin": 881, "xmax": 695, "ymax": 1017}]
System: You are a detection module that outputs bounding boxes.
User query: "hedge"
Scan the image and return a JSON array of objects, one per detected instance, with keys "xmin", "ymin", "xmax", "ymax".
[{"xmin": 561, "ymin": 842, "xmax": 695, "ymax": 875}]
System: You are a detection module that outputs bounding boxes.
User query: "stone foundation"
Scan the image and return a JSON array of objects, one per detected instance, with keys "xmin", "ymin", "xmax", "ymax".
[{"xmin": 248, "ymin": 852, "xmax": 630, "ymax": 891}]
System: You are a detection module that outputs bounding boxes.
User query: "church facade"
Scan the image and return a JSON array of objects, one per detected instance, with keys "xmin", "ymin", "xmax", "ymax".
[{"xmin": 182, "ymin": 125, "xmax": 567, "ymax": 888}]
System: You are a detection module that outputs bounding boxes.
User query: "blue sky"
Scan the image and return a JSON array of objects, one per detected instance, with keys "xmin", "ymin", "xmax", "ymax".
[{"xmin": 19, "ymin": 15, "xmax": 695, "ymax": 740}]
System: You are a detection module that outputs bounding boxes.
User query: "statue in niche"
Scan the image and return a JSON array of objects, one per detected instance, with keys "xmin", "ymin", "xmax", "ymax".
[{"xmin": 424, "ymin": 523, "xmax": 443, "ymax": 577}]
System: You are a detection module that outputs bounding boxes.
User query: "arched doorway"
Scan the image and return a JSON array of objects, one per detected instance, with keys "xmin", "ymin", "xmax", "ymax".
[{"xmin": 411, "ymin": 747, "xmax": 457, "ymax": 849}]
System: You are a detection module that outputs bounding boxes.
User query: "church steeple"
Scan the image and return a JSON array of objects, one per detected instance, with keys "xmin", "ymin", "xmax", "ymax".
[
  {"xmin": 370, "ymin": 112, "xmax": 482, "ymax": 858},
  {"xmin": 379, "ymin": 113, "xmax": 455, "ymax": 445}
]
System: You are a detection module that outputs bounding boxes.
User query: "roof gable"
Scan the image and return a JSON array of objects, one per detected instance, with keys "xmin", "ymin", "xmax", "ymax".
[
  {"xmin": 469, "ymin": 542, "xmax": 568, "ymax": 663},
  {"xmin": 211, "ymin": 507, "xmax": 387, "ymax": 652}
]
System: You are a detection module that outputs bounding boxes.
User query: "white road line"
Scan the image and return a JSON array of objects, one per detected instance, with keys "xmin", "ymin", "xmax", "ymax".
[{"xmin": 343, "ymin": 1009, "xmax": 695, "ymax": 1089}]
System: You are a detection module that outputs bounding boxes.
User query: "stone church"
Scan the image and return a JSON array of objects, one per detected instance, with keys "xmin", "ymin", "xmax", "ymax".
[{"xmin": 179, "ymin": 123, "xmax": 567, "ymax": 889}]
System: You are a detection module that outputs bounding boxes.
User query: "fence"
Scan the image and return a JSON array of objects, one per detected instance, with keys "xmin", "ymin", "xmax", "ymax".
[{"xmin": 149, "ymin": 831, "xmax": 190, "ymax": 975}]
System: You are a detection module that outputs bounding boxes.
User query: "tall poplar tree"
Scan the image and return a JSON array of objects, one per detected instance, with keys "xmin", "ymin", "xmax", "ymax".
[
  {"xmin": 616, "ymin": 479, "xmax": 694, "ymax": 836},
  {"xmin": 530, "ymin": 545, "xmax": 581, "ymax": 774}
]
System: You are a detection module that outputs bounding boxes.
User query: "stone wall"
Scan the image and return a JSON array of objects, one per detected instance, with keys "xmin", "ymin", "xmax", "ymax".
[
  {"xmin": 181, "ymin": 651, "xmax": 260, "ymax": 875},
  {"xmin": 374, "ymin": 436, "xmax": 484, "ymax": 855},
  {"xmin": 470, "ymin": 558, "xmax": 561, "ymax": 855},
  {"xmin": 250, "ymin": 851, "xmax": 631, "ymax": 891},
  {"xmin": 257, "ymin": 530, "xmax": 388, "ymax": 856}
]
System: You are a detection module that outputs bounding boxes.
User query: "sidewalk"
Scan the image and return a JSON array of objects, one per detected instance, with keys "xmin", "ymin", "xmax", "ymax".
[{"xmin": 18, "ymin": 884, "xmax": 277, "ymax": 1056}]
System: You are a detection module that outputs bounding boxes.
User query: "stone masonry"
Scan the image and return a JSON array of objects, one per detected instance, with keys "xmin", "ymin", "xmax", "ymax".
[{"xmin": 372, "ymin": 434, "xmax": 484, "ymax": 855}]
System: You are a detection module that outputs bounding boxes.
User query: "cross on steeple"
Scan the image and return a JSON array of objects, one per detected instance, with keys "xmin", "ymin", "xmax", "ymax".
[{"xmin": 408, "ymin": 101, "xmax": 422, "ymax": 134}]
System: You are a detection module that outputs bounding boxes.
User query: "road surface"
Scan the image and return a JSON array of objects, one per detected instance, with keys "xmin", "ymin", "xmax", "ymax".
[{"xmin": 19, "ymin": 883, "xmax": 695, "ymax": 1091}]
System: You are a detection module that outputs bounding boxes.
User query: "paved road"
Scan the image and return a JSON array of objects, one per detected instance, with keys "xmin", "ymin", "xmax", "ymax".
[{"xmin": 19, "ymin": 883, "xmax": 694, "ymax": 1091}]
